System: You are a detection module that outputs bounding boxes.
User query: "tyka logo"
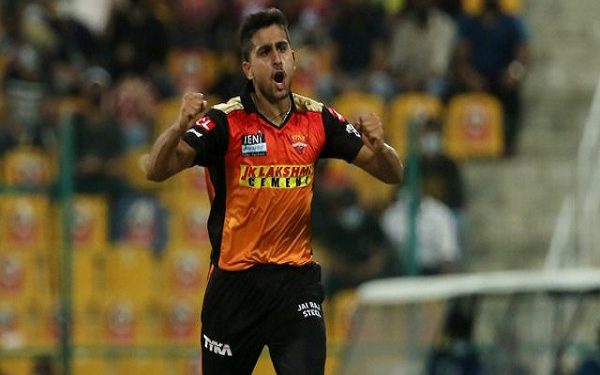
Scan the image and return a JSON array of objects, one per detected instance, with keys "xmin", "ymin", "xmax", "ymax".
[
  {"xmin": 241, "ymin": 130, "xmax": 267, "ymax": 156},
  {"xmin": 203, "ymin": 334, "xmax": 233, "ymax": 356}
]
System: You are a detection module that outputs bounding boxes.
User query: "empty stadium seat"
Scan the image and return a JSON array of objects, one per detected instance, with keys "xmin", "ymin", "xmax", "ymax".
[
  {"xmin": 387, "ymin": 92, "xmax": 444, "ymax": 158},
  {"xmin": 2, "ymin": 146, "xmax": 55, "ymax": 188},
  {"xmin": 331, "ymin": 92, "xmax": 395, "ymax": 208},
  {"xmin": 168, "ymin": 198, "xmax": 212, "ymax": 249},
  {"xmin": 462, "ymin": 0, "xmax": 522, "ymax": 14},
  {"xmin": 444, "ymin": 92, "xmax": 504, "ymax": 160},
  {"xmin": 0, "ymin": 195, "xmax": 51, "ymax": 253},
  {"xmin": 167, "ymin": 48, "xmax": 219, "ymax": 94}
]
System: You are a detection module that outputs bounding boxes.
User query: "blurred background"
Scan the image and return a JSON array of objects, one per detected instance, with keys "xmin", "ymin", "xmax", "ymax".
[{"xmin": 1, "ymin": 0, "xmax": 600, "ymax": 374}]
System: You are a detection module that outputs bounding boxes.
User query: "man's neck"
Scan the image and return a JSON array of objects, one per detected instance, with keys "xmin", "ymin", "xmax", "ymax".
[{"xmin": 252, "ymin": 92, "xmax": 292, "ymax": 126}]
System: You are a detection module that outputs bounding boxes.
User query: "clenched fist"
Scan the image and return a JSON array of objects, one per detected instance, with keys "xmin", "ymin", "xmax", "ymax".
[
  {"xmin": 355, "ymin": 113, "xmax": 385, "ymax": 154},
  {"xmin": 177, "ymin": 93, "xmax": 208, "ymax": 132}
]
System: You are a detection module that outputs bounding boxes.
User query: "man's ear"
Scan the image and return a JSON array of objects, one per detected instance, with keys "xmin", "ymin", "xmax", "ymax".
[{"xmin": 242, "ymin": 61, "xmax": 253, "ymax": 80}]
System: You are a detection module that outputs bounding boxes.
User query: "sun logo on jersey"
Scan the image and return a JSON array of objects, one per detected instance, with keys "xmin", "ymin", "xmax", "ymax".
[{"xmin": 287, "ymin": 134, "xmax": 308, "ymax": 154}]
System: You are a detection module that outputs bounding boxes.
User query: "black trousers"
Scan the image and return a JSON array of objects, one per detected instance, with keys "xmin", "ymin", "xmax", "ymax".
[{"xmin": 200, "ymin": 262, "xmax": 326, "ymax": 374}]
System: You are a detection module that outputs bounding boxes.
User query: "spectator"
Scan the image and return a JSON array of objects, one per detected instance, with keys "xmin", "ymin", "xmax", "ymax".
[
  {"xmin": 427, "ymin": 297, "xmax": 482, "ymax": 375},
  {"xmin": 328, "ymin": 0, "xmax": 387, "ymax": 98},
  {"xmin": 417, "ymin": 117, "xmax": 467, "ymax": 252},
  {"xmin": 3, "ymin": 43, "xmax": 54, "ymax": 147},
  {"xmin": 575, "ymin": 326, "xmax": 600, "ymax": 375},
  {"xmin": 313, "ymin": 167, "xmax": 399, "ymax": 296},
  {"xmin": 103, "ymin": 0, "xmax": 169, "ymax": 80},
  {"xmin": 388, "ymin": 0, "xmax": 456, "ymax": 97},
  {"xmin": 73, "ymin": 66, "xmax": 127, "ymax": 196},
  {"xmin": 451, "ymin": 0, "xmax": 529, "ymax": 157},
  {"xmin": 381, "ymin": 187, "xmax": 461, "ymax": 276}
]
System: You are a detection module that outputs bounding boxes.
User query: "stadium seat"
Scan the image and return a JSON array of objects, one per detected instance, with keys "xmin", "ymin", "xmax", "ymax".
[
  {"xmin": 0, "ymin": 195, "xmax": 50, "ymax": 253},
  {"xmin": 0, "ymin": 301, "xmax": 27, "ymax": 350},
  {"xmin": 167, "ymin": 48, "xmax": 219, "ymax": 94},
  {"xmin": 0, "ymin": 252, "xmax": 36, "ymax": 303},
  {"xmin": 116, "ymin": 357, "xmax": 168, "ymax": 375},
  {"xmin": 73, "ymin": 356, "xmax": 110, "ymax": 375},
  {"xmin": 387, "ymin": 92, "xmax": 444, "ymax": 158},
  {"xmin": 54, "ymin": 195, "xmax": 109, "ymax": 253},
  {"xmin": 443, "ymin": 92, "xmax": 504, "ymax": 160},
  {"xmin": 2, "ymin": 146, "xmax": 55, "ymax": 188},
  {"xmin": 162, "ymin": 295, "xmax": 202, "ymax": 345},
  {"xmin": 104, "ymin": 245, "xmax": 158, "ymax": 304},
  {"xmin": 73, "ymin": 251, "xmax": 105, "ymax": 312},
  {"xmin": 331, "ymin": 92, "xmax": 395, "ymax": 209},
  {"xmin": 0, "ymin": 358, "xmax": 32, "ymax": 375},
  {"xmin": 162, "ymin": 248, "xmax": 209, "ymax": 296},
  {"xmin": 462, "ymin": 0, "xmax": 523, "ymax": 15},
  {"xmin": 168, "ymin": 197, "xmax": 212, "ymax": 249},
  {"xmin": 325, "ymin": 288, "xmax": 358, "ymax": 345},
  {"xmin": 123, "ymin": 146, "xmax": 165, "ymax": 192}
]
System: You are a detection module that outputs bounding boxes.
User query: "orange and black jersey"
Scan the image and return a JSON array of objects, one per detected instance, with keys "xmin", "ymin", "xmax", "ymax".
[{"xmin": 182, "ymin": 82, "xmax": 363, "ymax": 271}]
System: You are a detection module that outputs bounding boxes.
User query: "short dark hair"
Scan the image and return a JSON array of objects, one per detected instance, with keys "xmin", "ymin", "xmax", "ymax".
[{"xmin": 238, "ymin": 8, "xmax": 290, "ymax": 62}]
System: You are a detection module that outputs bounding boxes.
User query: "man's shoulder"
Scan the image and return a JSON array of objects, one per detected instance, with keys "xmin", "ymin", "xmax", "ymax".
[
  {"xmin": 292, "ymin": 93, "xmax": 324, "ymax": 113},
  {"xmin": 212, "ymin": 96, "xmax": 244, "ymax": 115}
]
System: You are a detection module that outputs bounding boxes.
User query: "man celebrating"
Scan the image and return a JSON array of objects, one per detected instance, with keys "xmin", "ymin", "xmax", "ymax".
[{"xmin": 145, "ymin": 8, "xmax": 402, "ymax": 374}]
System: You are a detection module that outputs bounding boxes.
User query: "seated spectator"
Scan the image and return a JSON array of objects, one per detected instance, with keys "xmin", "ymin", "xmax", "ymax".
[
  {"xmin": 313, "ymin": 164, "xmax": 399, "ymax": 297},
  {"xmin": 381, "ymin": 186, "xmax": 461, "ymax": 276},
  {"xmin": 73, "ymin": 66, "xmax": 127, "ymax": 196},
  {"xmin": 427, "ymin": 297, "xmax": 482, "ymax": 375},
  {"xmin": 451, "ymin": 0, "xmax": 529, "ymax": 156},
  {"xmin": 388, "ymin": 0, "xmax": 456, "ymax": 97},
  {"xmin": 417, "ymin": 117, "xmax": 467, "ymax": 250}
]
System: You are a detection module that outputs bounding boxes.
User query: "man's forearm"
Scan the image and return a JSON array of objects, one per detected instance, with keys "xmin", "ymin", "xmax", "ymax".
[
  {"xmin": 145, "ymin": 124, "xmax": 188, "ymax": 182},
  {"xmin": 373, "ymin": 143, "xmax": 404, "ymax": 184}
]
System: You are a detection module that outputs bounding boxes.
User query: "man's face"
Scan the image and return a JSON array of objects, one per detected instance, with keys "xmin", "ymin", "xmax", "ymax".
[{"xmin": 243, "ymin": 24, "xmax": 295, "ymax": 102}]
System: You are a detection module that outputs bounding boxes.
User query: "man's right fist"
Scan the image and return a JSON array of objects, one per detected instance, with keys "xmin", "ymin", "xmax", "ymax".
[{"xmin": 177, "ymin": 93, "xmax": 208, "ymax": 132}]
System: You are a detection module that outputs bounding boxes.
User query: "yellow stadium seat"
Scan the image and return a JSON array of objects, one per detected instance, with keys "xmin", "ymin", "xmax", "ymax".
[
  {"xmin": 2, "ymin": 146, "xmax": 56, "ymax": 188},
  {"xmin": 331, "ymin": 92, "xmax": 395, "ymax": 209},
  {"xmin": 23, "ymin": 294, "xmax": 57, "ymax": 348},
  {"xmin": 123, "ymin": 146, "xmax": 165, "ymax": 192},
  {"xmin": 387, "ymin": 93, "xmax": 444, "ymax": 158},
  {"xmin": 161, "ymin": 248, "xmax": 210, "ymax": 297},
  {"xmin": 462, "ymin": 0, "xmax": 522, "ymax": 15},
  {"xmin": 443, "ymin": 93, "xmax": 504, "ymax": 160},
  {"xmin": 73, "ymin": 251, "xmax": 106, "ymax": 312},
  {"xmin": 104, "ymin": 245, "xmax": 158, "ymax": 304},
  {"xmin": 168, "ymin": 197, "xmax": 212, "ymax": 249},
  {"xmin": 0, "ymin": 195, "xmax": 50, "ymax": 252},
  {"xmin": 167, "ymin": 48, "xmax": 219, "ymax": 94},
  {"xmin": 0, "ymin": 252, "xmax": 35, "ymax": 302},
  {"xmin": 324, "ymin": 288, "xmax": 358, "ymax": 345},
  {"xmin": 162, "ymin": 295, "xmax": 202, "ymax": 345},
  {"xmin": 0, "ymin": 358, "xmax": 32, "ymax": 375},
  {"xmin": 0, "ymin": 301, "xmax": 27, "ymax": 350},
  {"xmin": 116, "ymin": 357, "xmax": 168, "ymax": 375},
  {"xmin": 173, "ymin": 356, "xmax": 202, "ymax": 375},
  {"xmin": 73, "ymin": 356, "xmax": 110, "ymax": 375}
]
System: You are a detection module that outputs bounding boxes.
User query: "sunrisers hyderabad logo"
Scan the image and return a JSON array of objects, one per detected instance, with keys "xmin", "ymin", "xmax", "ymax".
[
  {"xmin": 288, "ymin": 134, "xmax": 308, "ymax": 154},
  {"xmin": 239, "ymin": 164, "xmax": 313, "ymax": 189}
]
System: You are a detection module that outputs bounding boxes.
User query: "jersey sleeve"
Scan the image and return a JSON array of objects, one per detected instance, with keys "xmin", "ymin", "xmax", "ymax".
[
  {"xmin": 319, "ymin": 106, "xmax": 364, "ymax": 162},
  {"xmin": 181, "ymin": 108, "xmax": 228, "ymax": 167}
]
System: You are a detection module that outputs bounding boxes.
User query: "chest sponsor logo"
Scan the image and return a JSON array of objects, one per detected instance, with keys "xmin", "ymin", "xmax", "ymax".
[
  {"xmin": 297, "ymin": 301, "xmax": 322, "ymax": 319},
  {"xmin": 239, "ymin": 164, "xmax": 313, "ymax": 189},
  {"xmin": 241, "ymin": 131, "xmax": 267, "ymax": 157},
  {"xmin": 288, "ymin": 134, "xmax": 308, "ymax": 154}
]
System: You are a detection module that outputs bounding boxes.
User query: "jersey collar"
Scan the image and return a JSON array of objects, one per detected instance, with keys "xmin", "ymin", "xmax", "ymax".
[{"xmin": 241, "ymin": 81, "xmax": 296, "ymax": 128}]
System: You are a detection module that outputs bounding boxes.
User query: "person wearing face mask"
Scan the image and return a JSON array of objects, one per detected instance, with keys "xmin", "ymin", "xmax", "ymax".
[
  {"xmin": 388, "ymin": 0, "xmax": 456, "ymax": 97},
  {"xmin": 452, "ymin": 0, "xmax": 530, "ymax": 157}
]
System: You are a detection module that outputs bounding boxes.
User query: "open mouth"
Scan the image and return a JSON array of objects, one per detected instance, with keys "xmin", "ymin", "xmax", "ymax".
[{"xmin": 273, "ymin": 71, "xmax": 285, "ymax": 84}]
